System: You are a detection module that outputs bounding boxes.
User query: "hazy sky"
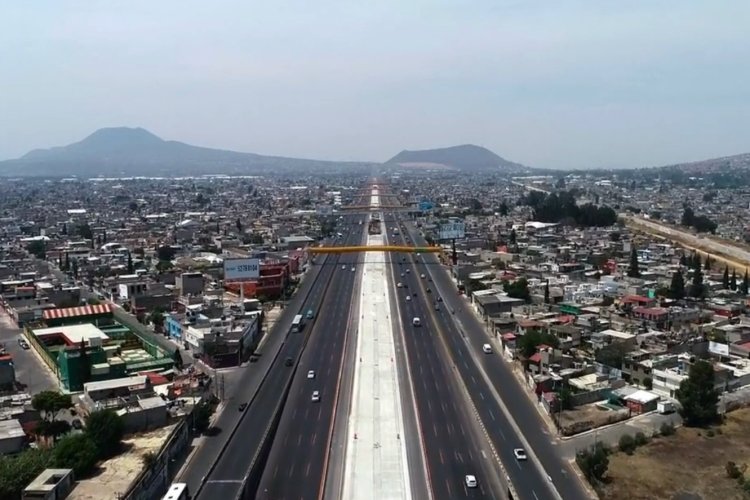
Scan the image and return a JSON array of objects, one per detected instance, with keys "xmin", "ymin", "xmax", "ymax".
[{"xmin": 2, "ymin": 1, "xmax": 749, "ymax": 169}]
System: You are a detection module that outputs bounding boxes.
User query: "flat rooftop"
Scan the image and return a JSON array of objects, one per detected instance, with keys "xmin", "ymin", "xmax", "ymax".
[{"xmin": 32, "ymin": 323, "xmax": 110, "ymax": 346}]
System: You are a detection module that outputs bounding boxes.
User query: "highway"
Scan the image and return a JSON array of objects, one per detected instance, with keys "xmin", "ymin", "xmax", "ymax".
[
  {"xmin": 384, "ymin": 221, "xmax": 507, "ymax": 499},
  {"xmin": 255, "ymin": 215, "xmax": 365, "ymax": 500},
  {"xmin": 191, "ymin": 214, "xmax": 364, "ymax": 500},
  {"xmin": 391, "ymin": 213, "xmax": 593, "ymax": 500}
]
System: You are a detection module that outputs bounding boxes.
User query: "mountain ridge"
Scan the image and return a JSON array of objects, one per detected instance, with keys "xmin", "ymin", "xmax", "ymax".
[{"xmin": 386, "ymin": 144, "xmax": 526, "ymax": 172}]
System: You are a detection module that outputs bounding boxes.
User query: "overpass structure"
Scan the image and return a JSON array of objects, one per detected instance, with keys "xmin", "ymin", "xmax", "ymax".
[{"xmin": 309, "ymin": 245, "xmax": 442, "ymax": 255}]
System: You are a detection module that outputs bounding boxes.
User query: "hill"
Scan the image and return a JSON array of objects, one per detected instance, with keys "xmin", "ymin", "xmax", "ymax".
[
  {"xmin": 386, "ymin": 144, "xmax": 526, "ymax": 171},
  {"xmin": 0, "ymin": 127, "xmax": 371, "ymax": 177}
]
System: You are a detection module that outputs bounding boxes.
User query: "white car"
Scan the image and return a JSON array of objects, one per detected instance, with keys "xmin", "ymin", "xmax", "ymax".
[
  {"xmin": 513, "ymin": 448, "xmax": 527, "ymax": 460},
  {"xmin": 465, "ymin": 475, "xmax": 477, "ymax": 488},
  {"xmin": 341, "ymin": 265, "xmax": 346, "ymax": 270},
  {"xmin": 311, "ymin": 391, "xmax": 320, "ymax": 402},
  {"xmin": 307, "ymin": 370, "xmax": 315, "ymax": 379},
  {"xmin": 406, "ymin": 295, "xmax": 411, "ymax": 301},
  {"xmin": 400, "ymin": 273, "xmax": 405, "ymax": 277},
  {"xmin": 406, "ymin": 269, "xmax": 410, "ymax": 274},
  {"xmin": 420, "ymin": 273, "xmax": 426, "ymax": 279},
  {"xmin": 482, "ymin": 343, "xmax": 492, "ymax": 354},
  {"xmin": 397, "ymin": 282, "xmax": 403, "ymax": 288},
  {"xmin": 351, "ymin": 267, "xmax": 355, "ymax": 272}
]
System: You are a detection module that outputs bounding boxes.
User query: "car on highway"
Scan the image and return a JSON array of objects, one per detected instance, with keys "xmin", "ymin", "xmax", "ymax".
[
  {"xmin": 437, "ymin": 296, "xmax": 443, "ymax": 302},
  {"xmin": 434, "ymin": 304, "xmax": 440, "ymax": 310},
  {"xmin": 513, "ymin": 448, "xmax": 527, "ymax": 460},
  {"xmin": 420, "ymin": 273, "xmax": 425, "ymax": 279},
  {"xmin": 341, "ymin": 265, "xmax": 346, "ymax": 270},
  {"xmin": 239, "ymin": 403, "xmax": 248, "ymax": 412},
  {"xmin": 351, "ymin": 267, "xmax": 355, "ymax": 272},
  {"xmin": 307, "ymin": 370, "xmax": 315, "ymax": 379},
  {"xmin": 426, "ymin": 287, "xmax": 431, "ymax": 293},
  {"xmin": 412, "ymin": 317, "xmax": 421, "ymax": 326},
  {"xmin": 311, "ymin": 390, "xmax": 320, "ymax": 402},
  {"xmin": 482, "ymin": 343, "xmax": 492, "ymax": 354},
  {"xmin": 465, "ymin": 475, "xmax": 478, "ymax": 488},
  {"xmin": 397, "ymin": 282, "xmax": 403, "ymax": 288},
  {"xmin": 406, "ymin": 295, "xmax": 411, "ymax": 301},
  {"xmin": 284, "ymin": 357, "xmax": 294, "ymax": 367},
  {"xmin": 306, "ymin": 309, "xmax": 314, "ymax": 319},
  {"xmin": 18, "ymin": 339, "xmax": 29, "ymax": 350},
  {"xmin": 400, "ymin": 273, "xmax": 405, "ymax": 277},
  {"xmin": 405, "ymin": 269, "xmax": 410, "ymax": 274}
]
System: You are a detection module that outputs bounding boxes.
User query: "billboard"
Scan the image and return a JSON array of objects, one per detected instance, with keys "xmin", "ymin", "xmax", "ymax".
[
  {"xmin": 709, "ymin": 341, "xmax": 729, "ymax": 357},
  {"xmin": 224, "ymin": 258, "xmax": 260, "ymax": 280},
  {"xmin": 438, "ymin": 221, "xmax": 465, "ymax": 240}
]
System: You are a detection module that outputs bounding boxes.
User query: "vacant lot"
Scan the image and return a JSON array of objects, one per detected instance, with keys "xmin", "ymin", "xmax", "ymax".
[{"xmin": 601, "ymin": 409, "xmax": 750, "ymax": 500}]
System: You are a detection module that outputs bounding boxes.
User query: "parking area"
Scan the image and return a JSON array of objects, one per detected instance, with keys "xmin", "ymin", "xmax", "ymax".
[{"xmin": 0, "ymin": 307, "xmax": 58, "ymax": 393}]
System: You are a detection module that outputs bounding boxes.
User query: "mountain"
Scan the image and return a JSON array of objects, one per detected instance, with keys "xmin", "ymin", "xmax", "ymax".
[
  {"xmin": 386, "ymin": 144, "xmax": 526, "ymax": 171},
  {"xmin": 0, "ymin": 127, "xmax": 371, "ymax": 177}
]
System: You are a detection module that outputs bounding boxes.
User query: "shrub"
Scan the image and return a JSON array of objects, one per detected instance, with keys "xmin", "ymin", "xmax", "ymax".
[
  {"xmin": 619, "ymin": 434, "xmax": 637, "ymax": 455},
  {"xmin": 576, "ymin": 442, "xmax": 610, "ymax": 484},
  {"xmin": 726, "ymin": 461, "xmax": 742, "ymax": 479},
  {"xmin": 706, "ymin": 429, "xmax": 715, "ymax": 437},
  {"xmin": 660, "ymin": 422, "xmax": 676, "ymax": 436},
  {"xmin": 634, "ymin": 432, "xmax": 649, "ymax": 446}
]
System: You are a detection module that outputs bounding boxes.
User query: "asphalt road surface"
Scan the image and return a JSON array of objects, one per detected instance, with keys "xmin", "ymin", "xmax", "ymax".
[
  {"xmin": 190, "ymin": 217, "xmax": 363, "ymax": 499},
  {"xmin": 385, "ymin": 218, "xmax": 507, "ymax": 499},
  {"xmin": 255, "ymin": 216, "xmax": 365, "ymax": 500},
  {"xmin": 395, "ymin": 215, "xmax": 593, "ymax": 500}
]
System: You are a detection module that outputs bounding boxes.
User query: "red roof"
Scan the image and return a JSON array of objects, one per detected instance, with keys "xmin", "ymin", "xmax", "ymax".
[
  {"xmin": 556, "ymin": 315, "xmax": 575, "ymax": 324},
  {"xmin": 43, "ymin": 303, "xmax": 112, "ymax": 321},
  {"xmin": 529, "ymin": 353, "xmax": 542, "ymax": 363},
  {"xmin": 634, "ymin": 306, "xmax": 668, "ymax": 316},
  {"xmin": 623, "ymin": 295, "xmax": 651, "ymax": 304},
  {"xmin": 502, "ymin": 332, "xmax": 517, "ymax": 341}
]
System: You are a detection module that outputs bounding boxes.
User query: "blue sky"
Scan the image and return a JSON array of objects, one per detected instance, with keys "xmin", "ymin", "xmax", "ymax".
[{"xmin": 1, "ymin": 1, "xmax": 749, "ymax": 169}]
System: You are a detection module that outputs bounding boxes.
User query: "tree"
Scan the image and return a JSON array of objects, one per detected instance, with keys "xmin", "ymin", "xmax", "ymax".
[
  {"xmin": 156, "ymin": 245, "xmax": 176, "ymax": 262},
  {"xmin": 32, "ymin": 391, "xmax": 73, "ymax": 422},
  {"xmin": 35, "ymin": 420, "xmax": 71, "ymax": 441},
  {"xmin": 71, "ymin": 259, "xmax": 79, "ymax": 279},
  {"xmin": 544, "ymin": 281, "xmax": 550, "ymax": 304},
  {"xmin": 669, "ymin": 270, "xmax": 685, "ymax": 300},
  {"xmin": 595, "ymin": 342, "xmax": 631, "ymax": 370},
  {"xmin": 236, "ymin": 218, "xmax": 243, "ymax": 233},
  {"xmin": 499, "ymin": 201, "xmax": 509, "ymax": 216},
  {"xmin": 704, "ymin": 255, "xmax": 711, "ymax": 270},
  {"xmin": 509, "ymin": 228, "xmax": 517, "ymax": 245},
  {"xmin": 644, "ymin": 377, "xmax": 653, "ymax": 390},
  {"xmin": 557, "ymin": 386, "xmax": 574, "ymax": 410},
  {"xmin": 85, "ymin": 409, "xmax": 125, "ymax": 458},
  {"xmin": 679, "ymin": 254, "xmax": 687, "ymax": 267},
  {"xmin": 26, "ymin": 240, "xmax": 46, "ymax": 259},
  {"xmin": 627, "ymin": 247, "xmax": 640, "ymax": 278},
  {"xmin": 61, "ymin": 223, "xmax": 67, "ymax": 235},
  {"xmin": 731, "ymin": 269, "xmax": 738, "ymax": 290},
  {"xmin": 149, "ymin": 308, "xmax": 165, "ymax": 333},
  {"xmin": 676, "ymin": 360, "xmax": 719, "ymax": 427},
  {"xmin": 0, "ymin": 448, "xmax": 52, "ymax": 499},
  {"xmin": 742, "ymin": 270, "xmax": 749, "ymax": 295},
  {"xmin": 127, "ymin": 251, "xmax": 134, "ymax": 274},
  {"xmin": 64, "ymin": 252, "xmax": 70, "ymax": 271},
  {"xmin": 681, "ymin": 206, "xmax": 695, "ymax": 227},
  {"xmin": 690, "ymin": 257, "xmax": 704, "ymax": 298},
  {"xmin": 517, "ymin": 330, "xmax": 559, "ymax": 358},
  {"xmin": 503, "ymin": 278, "xmax": 530, "ymax": 302},
  {"xmin": 723, "ymin": 266, "xmax": 730, "ymax": 289},
  {"xmin": 193, "ymin": 402, "xmax": 213, "ymax": 433},
  {"xmin": 53, "ymin": 434, "xmax": 99, "ymax": 477},
  {"xmin": 576, "ymin": 442, "xmax": 609, "ymax": 484}
]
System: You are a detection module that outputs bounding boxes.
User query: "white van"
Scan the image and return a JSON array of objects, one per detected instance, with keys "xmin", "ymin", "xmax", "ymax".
[
  {"xmin": 482, "ymin": 343, "xmax": 492, "ymax": 354},
  {"xmin": 412, "ymin": 317, "xmax": 421, "ymax": 327}
]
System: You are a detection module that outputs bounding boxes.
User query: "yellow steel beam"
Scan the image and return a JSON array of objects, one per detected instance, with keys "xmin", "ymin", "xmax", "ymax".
[{"xmin": 308, "ymin": 245, "xmax": 441, "ymax": 254}]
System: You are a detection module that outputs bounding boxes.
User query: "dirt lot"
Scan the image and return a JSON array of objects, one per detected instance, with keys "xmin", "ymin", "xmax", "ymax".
[
  {"xmin": 559, "ymin": 403, "xmax": 629, "ymax": 436},
  {"xmin": 601, "ymin": 409, "xmax": 750, "ymax": 500}
]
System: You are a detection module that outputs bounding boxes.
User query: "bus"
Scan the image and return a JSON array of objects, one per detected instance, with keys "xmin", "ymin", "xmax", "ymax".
[
  {"xmin": 162, "ymin": 483, "xmax": 190, "ymax": 500},
  {"xmin": 292, "ymin": 314, "xmax": 303, "ymax": 332}
]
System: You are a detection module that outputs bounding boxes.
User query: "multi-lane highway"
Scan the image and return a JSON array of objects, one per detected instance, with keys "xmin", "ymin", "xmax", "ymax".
[
  {"xmin": 255, "ymin": 215, "xmax": 364, "ymax": 499},
  {"xmin": 189, "ymin": 213, "xmax": 365, "ymax": 500},
  {"xmin": 384, "ymin": 219, "xmax": 507, "ymax": 499},
  {"xmin": 391, "ymin": 213, "xmax": 593, "ymax": 500}
]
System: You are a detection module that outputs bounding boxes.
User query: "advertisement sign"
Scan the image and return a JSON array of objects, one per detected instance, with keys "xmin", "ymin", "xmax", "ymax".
[
  {"xmin": 709, "ymin": 341, "xmax": 729, "ymax": 357},
  {"xmin": 438, "ymin": 221, "xmax": 465, "ymax": 240},
  {"xmin": 224, "ymin": 258, "xmax": 260, "ymax": 280}
]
